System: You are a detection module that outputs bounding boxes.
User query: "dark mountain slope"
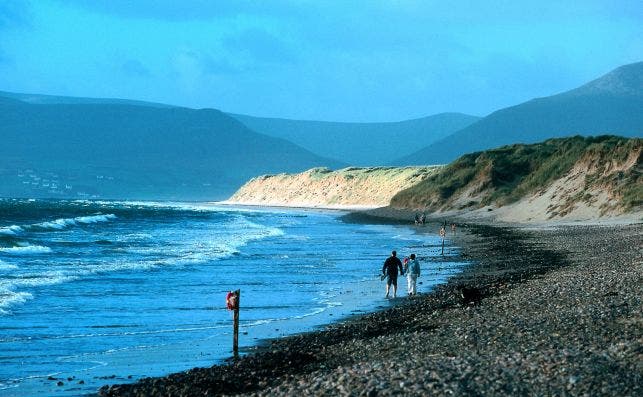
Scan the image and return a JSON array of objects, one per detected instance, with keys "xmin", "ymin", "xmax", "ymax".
[
  {"xmin": 0, "ymin": 90, "xmax": 174, "ymax": 108},
  {"xmin": 230, "ymin": 112, "xmax": 480, "ymax": 166},
  {"xmin": 395, "ymin": 62, "xmax": 643, "ymax": 165},
  {"xmin": 0, "ymin": 101, "xmax": 342, "ymax": 200}
]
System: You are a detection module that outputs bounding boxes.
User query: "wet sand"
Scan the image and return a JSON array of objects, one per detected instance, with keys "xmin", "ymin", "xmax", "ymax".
[{"xmin": 99, "ymin": 218, "xmax": 642, "ymax": 396}]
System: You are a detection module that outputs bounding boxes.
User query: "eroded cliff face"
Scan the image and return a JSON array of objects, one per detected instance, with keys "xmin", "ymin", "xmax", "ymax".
[
  {"xmin": 227, "ymin": 137, "xmax": 641, "ymax": 223},
  {"xmin": 389, "ymin": 136, "xmax": 642, "ymax": 223},
  {"xmin": 227, "ymin": 166, "xmax": 440, "ymax": 208}
]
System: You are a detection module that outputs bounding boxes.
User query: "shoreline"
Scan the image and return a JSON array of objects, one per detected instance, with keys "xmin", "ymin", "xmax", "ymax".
[
  {"xmin": 345, "ymin": 205, "xmax": 643, "ymax": 228},
  {"xmin": 99, "ymin": 212, "xmax": 642, "ymax": 396},
  {"xmin": 214, "ymin": 200, "xmax": 380, "ymax": 212},
  {"xmin": 220, "ymin": 200, "xmax": 643, "ymax": 229}
]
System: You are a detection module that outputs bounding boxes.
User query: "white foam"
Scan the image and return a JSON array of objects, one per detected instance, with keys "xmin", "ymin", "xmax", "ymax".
[
  {"xmin": 0, "ymin": 225, "xmax": 24, "ymax": 235},
  {"xmin": 36, "ymin": 218, "xmax": 77, "ymax": 230},
  {"xmin": 158, "ymin": 216, "xmax": 283, "ymax": 266},
  {"xmin": 0, "ymin": 290, "xmax": 33, "ymax": 314},
  {"xmin": 0, "ymin": 213, "xmax": 282, "ymax": 314},
  {"xmin": 75, "ymin": 214, "xmax": 117, "ymax": 224},
  {"xmin": 5, "ymin": 272, "xmax": 76, "ymax": 288},
  {"xmin": 5, "ymin": 323, "xmax": 230, "ymax": 342},
  {"xmin": 34, "ymin": 214, "xmax": 117, "ymax": 230},
  {"xmin": 0, "ymin": 245, "xmax": 52, "ymax": 255},
  {"xmin": 293, "ymin": 306, "xmax": 327, "ymax": 319},
  {"xmin": 0, "ymin": 260, "xmax": 18, "ymax": 270},
  {"xmin": 88, "ymin": 199, "xmax": 257, "ymax": 214},
  {"xmin": 0, "ymin": 383, "xmax": 19, "ymax": 391}
]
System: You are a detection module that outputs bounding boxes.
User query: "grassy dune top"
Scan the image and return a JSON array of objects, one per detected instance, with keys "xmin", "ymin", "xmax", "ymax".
[{"xmin": 391, "ymin": 135, "xmax": 642, "ymax": 219}]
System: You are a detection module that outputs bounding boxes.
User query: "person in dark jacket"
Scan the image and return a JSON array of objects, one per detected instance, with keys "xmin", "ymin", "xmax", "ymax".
[{"xmin": 382, "ymin": 250, "xmax": 404, "ymax": 298}]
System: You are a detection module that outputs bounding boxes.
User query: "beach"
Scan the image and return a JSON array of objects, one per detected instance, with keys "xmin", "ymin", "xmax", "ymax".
[{"xmin": 99, "ymin": 217, "xmax": 642, "ymax": 396}]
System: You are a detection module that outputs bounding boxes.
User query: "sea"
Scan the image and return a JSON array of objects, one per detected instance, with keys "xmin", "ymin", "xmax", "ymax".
[{"xmin": 0, "ymin": 199, "xmax": 466, "ymax": 396}]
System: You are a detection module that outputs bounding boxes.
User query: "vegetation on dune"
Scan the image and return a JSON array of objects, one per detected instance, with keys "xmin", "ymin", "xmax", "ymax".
[
  {"xmin": 257, "ymin": 166, "xmax": 438, "ymax": 182},
  {"xmin": 306, "ymin": 166, "xmax": 437, "ymax": 181},
  {"xmin": 391, "ymin": 135, "xmax": 642, "ymax": 211}
]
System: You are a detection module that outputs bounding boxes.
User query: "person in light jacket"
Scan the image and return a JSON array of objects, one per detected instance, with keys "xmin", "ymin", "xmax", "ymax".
[{"xmin": 406, "ymin": 253, "xmax": 421, "ymax": 296}]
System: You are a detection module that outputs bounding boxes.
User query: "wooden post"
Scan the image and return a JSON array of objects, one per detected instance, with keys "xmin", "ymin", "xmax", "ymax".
[{"xmin": 233, "ymin": 289, "xmax": 240, "ymax": 357}]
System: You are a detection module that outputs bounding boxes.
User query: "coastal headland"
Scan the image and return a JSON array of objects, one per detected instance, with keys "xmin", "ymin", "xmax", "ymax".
[
  {"xmin": 100, "ymin": 135, "xmax": 641, "ymax": 396},
  {"xmin": 99, "ymin": 212, "xmax": 641, "ymax": 396}
]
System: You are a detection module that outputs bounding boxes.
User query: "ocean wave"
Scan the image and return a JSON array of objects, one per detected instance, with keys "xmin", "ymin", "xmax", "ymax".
[
  {"xmin": 3, "ymin": 271, "xmax": 76, "ymax": 288},
  {"xmin": 0, "ymin": 260, "xmax": 163, "ymax": 315},
  {"xmin": 0, "ymin": 260, "xmax": 18, "ymax": 270},
  {"xmin": 0, "ymin": 290, "xmax": 33, "ymax": 315},
  {"xmin": 1, "ymin": 323, "xmax": 230, "ymax": 342},
  {"xmin": 34, "ymin": 214, "xmax": 117, "ymax": 231},
  {"xmin": 0, "ymin": 245, "xmax": 52, "ymax": 255},
  {"xmin": 123, "ymin": 233, "xmax": 153, "ymax": 240},
  {"xmin": 0, "ymin": 213, "xmax": 283, "ymax": 314},
  {"xmin": 0, "ymin": 214, "xmax": 117, "ymax": 236},
  {"xmin": 0, "ymin": 225, "xmax": 24, "ymax": 236},
  {"xmin": 154, "ymin": 217, "xmax": 284, "ymax": 266}
]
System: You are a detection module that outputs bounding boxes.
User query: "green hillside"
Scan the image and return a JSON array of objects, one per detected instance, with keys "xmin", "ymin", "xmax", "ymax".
[{"xmin": 391, "ymin": 136, "xmax": 642, "ymax": 212}]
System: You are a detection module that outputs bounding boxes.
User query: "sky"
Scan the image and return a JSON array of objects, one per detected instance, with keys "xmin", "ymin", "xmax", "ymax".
[{"xmin": 0, "ymin": 1, "xmax": 641, "ymax": 122}]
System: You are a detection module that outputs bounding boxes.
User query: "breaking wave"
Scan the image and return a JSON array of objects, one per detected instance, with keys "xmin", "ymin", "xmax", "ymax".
[
  {"xmin": 0, "ymin": 245, "xmax": 52, "ymax": 255},
  {"xmin": 0, "ymin": 214, "xmax": 117, "ymax": 236},
  {"xmin": 34, "ymin": 214, "xmax": 117, "ymax": 231},
  {"xmin": 0, "ymin": 260, "xmax": 18, "ymax": 270},
  {"xmin": 0, "ymin": 225, "xmax": 24, "ymax": 236}
]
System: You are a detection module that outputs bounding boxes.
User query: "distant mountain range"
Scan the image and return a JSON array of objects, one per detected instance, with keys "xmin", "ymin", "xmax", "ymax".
[
  {"xmin": 0, "ymin": 99, "xmax": 342, "ymax": 200},
  {"xmin": 394, "ymin": 62, "xmax": 643, "ymax": 165},
  {"xmin": 0, "ymin": 90, "xmax": 175, "ymax": 108},
  {"xmin": 0, "ymin": 90, "xmax": 482, "ymax": 167},
  {"xmin": 1, "ymin": 61, "xmax": 641, "ymax": 200},
  {"xmin": 229, "ymin": 113, "xmax": 480, "ymax": 166}
]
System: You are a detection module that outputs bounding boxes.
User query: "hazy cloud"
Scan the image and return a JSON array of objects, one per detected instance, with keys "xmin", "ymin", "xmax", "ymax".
[
  {"xmin": 121, "ymin": 59, "xmax": 152, "ymax": 77},
  {"xmin": 0, "ymin": 1, "xmax": 31, "ymax": 29},
  {"xmin": 4, "ymin": 1, "xmax": 641, "ymax": 121},
  {"xmin": 53, "ymin": 0, "xmax": 309, "ymax": 21},
  {"xmin": 170, "ymin": 49, "xmax": 242, "ymax": 79},
  {"xmin": 201, "ymin": 56, "xmax": 244, "ymax": 75},
  {"xmin": 0, "ymin": 49, "xmax": 10, "ymax": 65},
  {"xmin": 222, "ymin": 28, "xmax": 296, "ymax": 64}
]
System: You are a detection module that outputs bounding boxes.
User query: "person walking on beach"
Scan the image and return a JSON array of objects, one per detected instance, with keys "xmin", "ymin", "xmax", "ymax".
[
  {"xmin": 382, "ymin": 250, "xmax": 404, "ymax": 298},
  {"xmin": 420, "ymin": 213, "xmax": 426, "ymax": 225},
  {"xmin": 451, "ymin": 223, "xmax": 456, "ymax": 235},
  {"xmin": 406, "ymin": 254, "xmax": 421, "ymax": 296}
]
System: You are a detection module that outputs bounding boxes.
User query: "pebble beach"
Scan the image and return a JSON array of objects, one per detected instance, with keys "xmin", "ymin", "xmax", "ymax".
[{"xmin": 99, "ymin": 220, "xmax": 642, "ymax": 396}]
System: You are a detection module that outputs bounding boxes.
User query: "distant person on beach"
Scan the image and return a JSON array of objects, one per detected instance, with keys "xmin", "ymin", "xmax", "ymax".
[
  {"xmin": 451, "ymin": 223, "xmax": 456, "ymax": 235},
  {"xmin": 420, "ymin": 213, "xmax": 426, "ymax": 225},
  {"xmin": 414, "ymin": 213, "xmax": 420, "ymax": 225},
  {"xmin": 406, "ymin": 253, "xmax": 421, "ymax": 296},
  {"xmin": 382, "ymin": 250, "xmax": 404, "ymax": 298}
]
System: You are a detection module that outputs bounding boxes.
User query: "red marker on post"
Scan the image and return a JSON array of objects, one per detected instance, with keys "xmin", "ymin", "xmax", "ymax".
[{"xmin": 226, "ymin": 289, "xmax": 240, "ymax": 357}]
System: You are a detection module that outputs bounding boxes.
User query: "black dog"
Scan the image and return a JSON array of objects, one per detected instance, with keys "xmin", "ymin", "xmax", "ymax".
[{"xmin": 459, "ymin": 286, "xmax": 482, "ymax": 305}]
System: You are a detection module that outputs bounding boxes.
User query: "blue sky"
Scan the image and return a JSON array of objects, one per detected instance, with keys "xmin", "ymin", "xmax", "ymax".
[{"xmin": 0, "ymin": 0, "xmax": 641, "ymax": 121}]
